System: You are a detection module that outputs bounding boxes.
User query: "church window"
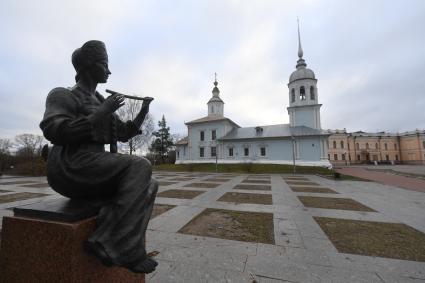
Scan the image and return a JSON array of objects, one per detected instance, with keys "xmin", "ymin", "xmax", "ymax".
[
  {"xmin": 200, "ymin": 131, "xmax": 204, "ymax": 141},
  {"xmin": 386, "ymin": 154, "xmax": 389, "ymax": 161},
  {"xmin": 375, "ymin": 143, "xmax": 378, "ymax": 149},
  {"xmin": 357, "ymin": 154, "xmax": 360, "ymax": 161},
  {"xmin": 385, "ymin": 143, "xmax": 388, "ymax": 150},
  {"xmin": 260, "ymin": 147, "xmax": 266, "ymax": 156},
  {"xmin": 291, "ymin": 89, "xmax": 295, "ymax": 102},
  {"xmin": 348, "ymin": 143, "xmax": 350, "ymax": 150},
  {"xmin": 342, "ymin": 154, "xmax": 346, "ymax": 160},
  {"xmin": 394, "ymin": 143, "xmax": 397, "ymax": 150},
  {"xmin": 366, "ymin": 143, "xmax": 369, "ymax": 150},
  {"xmin": 228, "ymin": 148, "xmax": 233, "ymax": 157},
  {"xmin": 349, "ymin": 154, "xmax": 351, "ymax": 161},
  {"xmin": 356, "ymin": 143, "xmax": 359, "ymax": 150},
  {"xmin": 300, "ymin": 86, "xmax": 306, "ymax": 100},
  {"xmin": 177, "ymin": 150, "xmax": 180, "ymax": 158},
  {"xmin": 333, "ymin": 141, "xmax": 337, "ymax": 149},
  {"xmin": 395, "ymin": 154, "xmax": 399, "ymax": 161},
  {"xmin": 340, "ymin": 141, "xmax": 344, "ymax": 149},
  {"xmin": 423, "ymin": 141, "xmax": 425, "ymax": 148},
  {"xmin": 200, "ymin": 147, "xmax": 204, "ymax": 157},
  {"xmin": 211, "ymin": 105, "xmax": 214, "ymax": 113},
  {"xmin": 211, "ymin": 146, "xmax": 216, "ymax": 157},
  {"xmin": 310, "ymin": 86, "xmax": 315, "ymax": 100},
  {"xmin": 212, "ymin": 130, "xmax": 216, "ymax": 140},
  {"xmin": 334, "ymin": 154, "xmax": 338, "ymax": 160},
  {"xmin": 244, "ymin": 147, "xmax": 249, "ymax": 156},
  {"xmin": 328, "ymin": 154, "xmax": 330, "ymax": 160}
]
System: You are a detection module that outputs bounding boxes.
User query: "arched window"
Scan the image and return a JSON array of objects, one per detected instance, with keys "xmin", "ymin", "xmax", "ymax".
[
  {"xmin": 300, "ymin": 86, "xmax": 306, "ymax": 100},
  {"xmin": 333, "ymin": 141, "xmax": 337, "ymax": 149},
  {"xmin": 310, "ymin": 86, "xmax": 315, "ymax": 100},
  {"xmin": 291, "ymin": 89, "xmax": 295, "ymax": 102},
  {"xmin": 340, "ymin": 141, "xmax": 344, "ymax": 149}
]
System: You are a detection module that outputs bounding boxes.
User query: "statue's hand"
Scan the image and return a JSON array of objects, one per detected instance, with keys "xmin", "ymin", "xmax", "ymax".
[
  {"xmin": 101, "ymin": 93, "xmax": 125, "ymax": 114},
  {"xmin": 140, "ymin": 97, "xmax": 153, "ymax": 115},
  {"xmin": 89, "ymin": 94, "xmax": 125, "ymax": 124}
]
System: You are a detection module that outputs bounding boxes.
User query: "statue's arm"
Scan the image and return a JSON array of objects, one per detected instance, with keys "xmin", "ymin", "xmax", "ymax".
[
  {"xmin": 39, "ymin": 88, "xmax": 92, "ymax": 145},
  {"xmin": 116, "ymin": 98, "xmax": 152, "ymax": 142}
]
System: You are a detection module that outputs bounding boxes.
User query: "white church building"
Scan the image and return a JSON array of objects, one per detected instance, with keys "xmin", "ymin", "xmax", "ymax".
[{"xmin": 175, "ymin": 28, "xmax": 331, "ymax": 167}]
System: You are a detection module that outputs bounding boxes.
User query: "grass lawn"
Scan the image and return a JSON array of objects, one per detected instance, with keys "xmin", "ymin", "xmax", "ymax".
[{"xmin": 154, "ymin": 163, "xmax": 332, "ymax": 174}]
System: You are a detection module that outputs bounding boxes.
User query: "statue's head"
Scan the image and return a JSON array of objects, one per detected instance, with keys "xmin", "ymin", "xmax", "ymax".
[{"xmin": 72, "ymin": 40, "xmax": 111, "ymax": 83}]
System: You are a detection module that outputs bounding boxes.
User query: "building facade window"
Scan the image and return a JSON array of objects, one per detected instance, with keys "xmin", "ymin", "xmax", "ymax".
[
  {"xmin": 334, "ymin": 154, "xmax": 338, "ymax": 160},
  {"xmin": 333, "ymin": 141, "xmax": 337, "ymax": 149},
  {"xmin": 340, "ymin": 141, "xmax": 344, "ymax": 149},
  {"xmin": 385, "ymin": 143, "xmax": 388, "ymax": 150},
  {"xmin": 200, "ymin": 147, "xmax": 204, "ymax": 157},
  {"xmin": 260, "ymin": 147, "xmax": 266, "ymax": 156},
  {"xmin": 394, "ymin": 143, "xmax": 397, "ymax": 150},
  {"xmin": 177, "ymin": 150, "xmax": 180, "ymax": 158},
  {"xmin": 386, "ymin": 154, "xmax": 389, "ymax": 161},
  {"xmin": 356, "ymin": 143, "xmax": 359, "ymax": 150},
  {"xmin": 211, "ymin": 146, "xmax": 216, "ymax": 157},
  {"xmin": 328, "ymin": 154, "xmax": 330, "ymax": 160},
  {"xmin": 211, "ymin": 130, "xmax": 216, "ymax": 140},
  {"xmin": 200, "ymin": 131, "xmax": 204, "ymax": 141},
  {"xmin": 291, "ymin": 89, "xmax": 295, "ymax": 102},
  {"xmin": 342, "ymin": 154, "xmax": 346, "ymax": 160},
  {"xmin": 310, "ymin": 86, "xmax": 315, "ymax": 100},
  {"xmin": 375, "ymin": 143, "xmax": 378, "ymax": 149},
  {"xmin": 357, "ymin": 154, "xmax": 360, "ymax": 161},
  {"xmin": 244, "ymin": 147, "xmax": 249, "ymax": 156},
  {"xmin": 423, "ymin": 141, "xmax": 425, "ymax": 149},
  {"xmin": 348, "ymin": 143, "xmax": 350, "ymax": 150},
  {"xmin": 395, "ymin": 154, "xmax": 399, "ymax": 161},
  {"xmin": 300, "ymin": 86, "xmax": 306, "ymax": 100},
  {"xmin": 366, "ymin": 143, "xmax": 369, "ymax": 150},
  {"xmin": 228, "ymin": 148, "xmax": 233, "ymax": 157}
]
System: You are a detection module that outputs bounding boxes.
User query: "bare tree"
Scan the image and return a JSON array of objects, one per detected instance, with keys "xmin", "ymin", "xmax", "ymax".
[
  {"xmin": 117, "ymin": 99, "xmax": 155, "ymax": 155},
  {"xmin": 14, "ymin": 134, "xmax": 45, "ymax": 158},
  {"xmin": 0, "ymin": 138, "xmax": 12, "ymax": 155}
]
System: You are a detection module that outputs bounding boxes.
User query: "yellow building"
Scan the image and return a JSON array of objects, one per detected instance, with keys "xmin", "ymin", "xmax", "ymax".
[{"xmin": 327, "ymin": 129, "xmax": 425, "ymax": 165}]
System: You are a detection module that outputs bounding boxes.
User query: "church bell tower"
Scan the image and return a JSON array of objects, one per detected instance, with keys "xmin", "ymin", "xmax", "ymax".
[
  {"xmin": 287, "ymin": 20, "xmax": 322, "ymax": 130},
  {"xmin": 207, "ymin": 73, "xmax": 224, "ymax": 117}
]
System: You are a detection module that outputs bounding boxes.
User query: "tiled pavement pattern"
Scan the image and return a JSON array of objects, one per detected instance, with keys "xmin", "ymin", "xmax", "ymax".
[{"xmin": 1, "ymin": 173, "xmax": 425, "ymax": 282}]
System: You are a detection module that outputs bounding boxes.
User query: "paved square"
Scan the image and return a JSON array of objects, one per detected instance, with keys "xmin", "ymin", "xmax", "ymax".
[{"xmin": 1, "ymin": 172, "xmax": 425, "ymax": 282}]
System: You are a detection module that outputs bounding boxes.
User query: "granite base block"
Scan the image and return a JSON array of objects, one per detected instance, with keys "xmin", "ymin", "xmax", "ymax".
[{"xmin": 0, "ymin": 216, "xmax": 145, "ymax": 283}]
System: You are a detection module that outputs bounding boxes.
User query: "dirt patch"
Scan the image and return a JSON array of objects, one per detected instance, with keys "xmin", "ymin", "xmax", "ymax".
[
  {"xmin": 233, "ymin": 184, "xmax": 271, "ymax": 191},
  {"xmin": 20, "ymin": 183, "xmax": 50, "ymax": 188},
  {"xmin": 218, "ymin": 192, "xmax": 272, "ymax": 205},
  {"xmin": 298, "ymin": 196, "xmax": 375, "ymax": 212},
  {"xmin": 314, "ymin": 217, "xmax": 425, "ymax": 262},
  {"xmin": 159, "ymin": 181, "xmax": 178, "ymax": 186},
  {"xmin": 169, "ymin": 177, "xmax": 195, "ymax": 181},
  {"xmin": 184, "ymin": 182, "xmax": 221, "ymax": 188},
  {"xmin": 178, "ymin": 208, "xmax": 274, "ymax": 244},
  {"xmin": 157, "ymin": 189, "xmax": 205, "ymax": 199},
  {"xmin": 286, "ymin": 181, "xmax": 318, "ymax": 186},
  {"xmin": 242, "ymin": 179, "xmax": 271, "ymax": 184},
  {"xmin": 204, "ymin": 178, "xmax": 231, "ymax": 182},
  {"xmin": 290, "ymin": 187, "xmax": 338, "ymax": 194},
  {"xmin": 0, "ymin": 192, "xmax": 49, "ymax": 204},
  {"xmin": 151, "ymin": 204, "xmax": 176, "ymax": 219}
]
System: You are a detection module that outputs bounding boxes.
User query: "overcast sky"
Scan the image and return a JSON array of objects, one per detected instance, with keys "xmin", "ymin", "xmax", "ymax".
[{"xmin": 1, "ymin": 0, "xmax": 424, "ymax": 140}]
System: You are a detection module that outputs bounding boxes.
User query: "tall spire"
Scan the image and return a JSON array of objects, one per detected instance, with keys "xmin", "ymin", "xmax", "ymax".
[
  {"xmin": 296, "ymin": 18, "xmax": 307, "ymax": 69},
  {"xmin": 212, "ymin": 72, "xmax": 220, "ymax": 96},
  {"xmin": 297, "ymin": 18, "xmax": 303, "ymax": 59}
]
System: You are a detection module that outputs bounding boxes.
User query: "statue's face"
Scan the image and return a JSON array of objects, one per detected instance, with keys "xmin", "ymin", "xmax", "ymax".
[{"xmin": 90, "ymin": 59, "xmax": 111, "ymax": 84}]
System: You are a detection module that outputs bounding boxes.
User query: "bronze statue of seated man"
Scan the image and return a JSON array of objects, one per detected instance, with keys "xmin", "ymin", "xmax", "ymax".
[{"xmin": 40, "ymin": 40, "xmax": 158, "ymax": 274}]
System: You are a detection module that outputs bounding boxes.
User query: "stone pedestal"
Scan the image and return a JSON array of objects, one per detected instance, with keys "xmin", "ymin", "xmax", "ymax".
[{"xmin": 0, "ymin": 199, "xmax": 145, "ymax": 283}]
